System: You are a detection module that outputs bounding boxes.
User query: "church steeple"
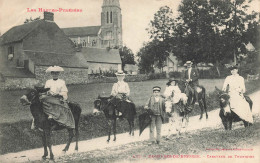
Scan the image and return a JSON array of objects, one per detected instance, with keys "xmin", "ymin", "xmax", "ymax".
[
  {"xmin": 102, "ymin": 0, "xmax": 120, "ymax": 8},
  {"xmin": 100, "ymin": 0, "xmax": 122, "ymax": 48}
]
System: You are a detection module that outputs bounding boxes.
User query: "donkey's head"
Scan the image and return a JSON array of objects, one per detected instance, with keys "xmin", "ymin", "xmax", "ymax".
[{"xmin": 20, "ymin": 86, "xmax": 50, "ymax": 106}]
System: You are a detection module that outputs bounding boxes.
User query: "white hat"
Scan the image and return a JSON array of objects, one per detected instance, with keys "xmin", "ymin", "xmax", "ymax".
[
  {"xmin": 115, "ymin": 70, "xmax": 125, "ymax": 76},
  {"xmin": 46, "ymin": 66, "xmax": 64, "ymax": 73},
  {"xmin": 185, "ymin": 61, "xmax": 193, "ymax": 65}
]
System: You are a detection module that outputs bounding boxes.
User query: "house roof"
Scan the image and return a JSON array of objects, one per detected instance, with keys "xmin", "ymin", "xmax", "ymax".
[
  {"xmin": 0, "ymin": 20, "xmax": 44, "ymax": 45},
  {"xmin": 24, "ymin": 50, "xmax": 88, "ymax": 68},
  {"xmin": 62, "ymin": 26, "xmax": 101, "ymax": 37},
  {"xmin": 0, "ymin": 67, "xmax": 35, "ymax": 78},
  {"xmin": 81, "ymin": 47, "xmax": 122, "ymax": 64}
]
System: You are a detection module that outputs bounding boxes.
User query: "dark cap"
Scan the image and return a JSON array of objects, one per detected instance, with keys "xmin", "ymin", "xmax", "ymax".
[{"xmin": 153, "ymin": 86, "xmax": 161, "ymax": 92}]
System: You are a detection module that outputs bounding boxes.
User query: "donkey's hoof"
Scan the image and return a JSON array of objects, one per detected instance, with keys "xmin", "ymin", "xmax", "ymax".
[
  {"xmin": 62, "ymin": 150, "xmax": 66, "ymax": 154},
  {"xmin": 42, "ymin": 156, "xmax": 47, "ymax": 160},
  {"xmin": 74, "ymin": 150, "xmax": 78, "ymax": 153},
  {"xmin": 107, "ymin": 140, "xmax": 110, "ymax": 143}
]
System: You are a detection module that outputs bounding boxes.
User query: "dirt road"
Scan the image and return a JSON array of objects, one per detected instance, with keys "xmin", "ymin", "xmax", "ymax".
[{"xmin": 0, "ymin": 90, "xmax": 259, "ymax": 163}]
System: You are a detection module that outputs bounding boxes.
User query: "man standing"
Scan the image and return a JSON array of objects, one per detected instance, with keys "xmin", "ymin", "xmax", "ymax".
[
  {"xmin": 144, "ymin": 86, "xmax": 166, "ymax": 145},
  {"xmin": 184, "ymin": 61, "xmax": 199, "ymax": 105}
]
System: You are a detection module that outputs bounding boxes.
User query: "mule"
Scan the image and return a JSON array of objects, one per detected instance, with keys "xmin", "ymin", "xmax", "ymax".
[
  {"xmin": 20, "ymin": 87, "xmax": 81, "ymax": 160},
  {"xmin": 93, "ymin": 96, "xmax": 136, "ymax": 142},
  {"xmin": 174, "ymin": 80, "xmax": 208, "ymax": 119},
  {"xmin": 215, "ymin": 87, "xmax": 253, "ymax": 130},
  {"xmin": 165, "ymin": 96, "xmax": 188, "ymax": 138}
]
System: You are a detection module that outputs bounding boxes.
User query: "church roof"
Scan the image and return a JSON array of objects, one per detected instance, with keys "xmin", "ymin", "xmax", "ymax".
[
  {"xmin": 62, "ymin": 26, "xmax": 101, "ymax": 37},
  {"xmin": 0, "ymin": 20, "xmax": 44, "ymax": 45},
  {"xmin": 24, "ymin": 50, "xmax": 88, "ymax": 68},
  {"xmin": 81, "ymin": 47, "xmax": 122, "ymax": 64}
]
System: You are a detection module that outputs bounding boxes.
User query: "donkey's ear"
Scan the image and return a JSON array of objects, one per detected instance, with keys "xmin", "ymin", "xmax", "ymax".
[
  {"xmin": 215, "ymin": 86, "xmax": 221, "ymax": 95},
  {"xmin": 98, "ymin": 95, "xmax": 100, "ymax": 99}
]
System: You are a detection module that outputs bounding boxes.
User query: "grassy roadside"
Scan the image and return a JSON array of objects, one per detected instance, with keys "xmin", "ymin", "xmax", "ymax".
[
  {"xmin": 0, "ymin": 79, "xmax": 259, "ymax": 155},
  {"xmin": 43, "ymin": 121, "xmax": 260, "ymax": 163}
]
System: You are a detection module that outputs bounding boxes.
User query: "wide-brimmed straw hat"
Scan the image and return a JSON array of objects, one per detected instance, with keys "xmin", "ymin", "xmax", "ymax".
[
  {"xmin": 46, "ymin": 66, "xmax": 64, "ymax": 73},
  {"xmin": 229, "ymin": 65, "xmax": 238, "ymax": 70},
  {"xmin": 115, "ymin": 70, "xmax": 125, "ymax": 76}
]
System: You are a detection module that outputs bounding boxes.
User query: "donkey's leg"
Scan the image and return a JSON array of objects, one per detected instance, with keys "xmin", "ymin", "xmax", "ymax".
[
  {"xmin": 45, "ymin": 130, "xmax": 54, "ymax": 160},
  {"xmin": 107, "ymin": 120, "xmax": 112, "ymax": 142},
  {"xmin": 113, "ymin": 119, "xmax": 117, "ymax": 141},
  {"xmin": 131, "ymin": 120, "xmax": 135, "ymax": 136},
  {"xmin": 41, "ymin": 131, "xmax": 48, "ymax": 160},
  {"xmin": 75, "ymin": 126, "xmax": 79, "ymax": 152},
  {"xmin": 127, "ymin": 119, "xmax": 132, "ymax": 136},
  {"xmin": 62, "ymin": 128, "xmax": 74, "ymax": 152},
  {"xmin": 199, "ymin": 100, "xmax": 204, "ymax": 120},
  {"xmin": 203, "ymin": 93, "xmax": 208, "ymax": 119}
]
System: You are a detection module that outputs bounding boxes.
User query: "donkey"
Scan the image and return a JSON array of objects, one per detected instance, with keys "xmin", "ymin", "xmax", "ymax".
[
  {"xmin": 93, "ymin": 96, "xmax": 136, "ymax": 142},
  {"xmin": 215, "ymin": 87, "xmax": 253, "ymax": 130},
  {"xmin": 20, "ymin": 87, "xmax": 81, "ymax": 160}
]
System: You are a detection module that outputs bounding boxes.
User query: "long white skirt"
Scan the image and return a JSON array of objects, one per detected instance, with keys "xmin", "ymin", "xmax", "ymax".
[{"xmin": 229, "ymin": 92, "xmax": 253, "ymax": 123}]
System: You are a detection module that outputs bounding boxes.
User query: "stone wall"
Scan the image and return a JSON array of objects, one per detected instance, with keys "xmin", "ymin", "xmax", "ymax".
[
  {"xmin": 0, "ymin": 77, "xmax": 40, "ymax": 90},
  {"xmin": 35, "ymin": 66, "xmax": 88, "ymax": 84}
]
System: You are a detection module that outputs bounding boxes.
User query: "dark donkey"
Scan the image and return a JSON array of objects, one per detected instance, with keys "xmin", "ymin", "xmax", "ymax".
[
  {"xmin": 93, "ymin": 96, "xmax": 136, "ymax": 142},
  {"xmin": 174, "ymin": 80, "xmax": 208, "ymax": 119},
  {"xmin": 215, "ymin": 87, "xmax": 253, "ymax": 130},
  {"xmin": 20, "ymin": 87, "xmax": 81, "ymax": 160}
]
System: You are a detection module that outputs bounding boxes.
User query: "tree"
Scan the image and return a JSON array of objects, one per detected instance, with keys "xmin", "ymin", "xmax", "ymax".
[
  {"xmin": 145, "ymin": 6, "xmax": 175, "ymax": 72},
  {"xmin": 137, "ymin": 42, "xmax": 155, "ymax": 73},
  {"xmin": 24, "ymin": 16, "xmax": 41, "ymax": 24},
  {"xmin": 119, "ymin": 46, "xmax": 135, "ymax": 70}
]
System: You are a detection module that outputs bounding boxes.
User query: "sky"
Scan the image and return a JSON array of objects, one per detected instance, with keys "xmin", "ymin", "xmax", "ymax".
[{"xmin": 0, "ymin": 0, "xmax": 259, "ymax": 54}]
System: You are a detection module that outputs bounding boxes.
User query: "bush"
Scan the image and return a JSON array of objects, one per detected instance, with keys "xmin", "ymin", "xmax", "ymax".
[
  {"xmin": 169, "ymin": 71, "xmax": 182, "ymax": 78},
  {"xmin": 148, "ymin": 72, "xmax": 166, "ymax": 80}
]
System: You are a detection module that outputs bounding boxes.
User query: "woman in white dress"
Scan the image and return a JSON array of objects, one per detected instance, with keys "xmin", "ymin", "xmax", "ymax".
[
  {"xmin": 41, "ymin": 66, "xmax": 75, "ymax": 129},
  {"xmin": 222, "ymin": 65, "xmax": 253, "ymax": 124}
]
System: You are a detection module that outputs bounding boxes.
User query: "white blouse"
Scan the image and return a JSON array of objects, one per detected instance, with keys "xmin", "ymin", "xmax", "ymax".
[
  {"xmin": 111, "ymin": 81, "xmax": 130, "ymax": 96},
  {"xmin": 222, "ymin": 74, "xmax": 246, "ymax": 94},
  {"xmin": 45, "ymin": 79, "xmax": 68, "ymax": 100}
]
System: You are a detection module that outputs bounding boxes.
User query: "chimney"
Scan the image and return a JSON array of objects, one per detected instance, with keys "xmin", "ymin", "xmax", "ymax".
[{"xmin": 44, "ymin": 12, "xmax": 54, "ymax": 21}]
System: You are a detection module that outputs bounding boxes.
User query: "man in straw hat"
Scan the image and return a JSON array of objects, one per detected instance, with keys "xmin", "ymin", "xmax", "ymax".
[
  {"xmin": 184, "ymin": 61, "xmax": 199, "ymax": 105},
  {"xmin": 110, "ymin": 70, "xmax": 131, "ymax": 117},
  {"xmin": 32, "ymin": 65, "xmax": 75, "ymax": 130},
  {"xmin": 222, "ymin": 65, "xmax": 253, "ymax": 125},
  {"xmin": 144, "ymin": 86, "xmax": 166, "ymax": 145}
]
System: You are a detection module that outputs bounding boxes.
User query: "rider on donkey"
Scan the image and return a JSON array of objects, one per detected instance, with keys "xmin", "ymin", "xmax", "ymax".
[
  {"xmin": 31, "ymin": 66, "xmax": 75, "ymax": 130},
  {"xmin": 110, "ymin": 70, "xmax": 131, "ymax": 117},
  {"xmin": 222, "ymin": 65, "xmax": 253, "ymax": 125},
  {"xmin": 183, "ymin": 61, "xmax": 199, "ymax": 106}
]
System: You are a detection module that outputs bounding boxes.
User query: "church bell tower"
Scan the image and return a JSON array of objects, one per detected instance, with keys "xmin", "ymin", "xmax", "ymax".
[{"xmin": 101, "ymin": 0, "xmax": 122, "ymax": 48}]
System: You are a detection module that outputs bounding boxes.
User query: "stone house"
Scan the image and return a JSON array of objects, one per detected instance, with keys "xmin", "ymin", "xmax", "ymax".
[{"xmin": 0, "ymin": 12, "xmax": 88, "ymax": 89}]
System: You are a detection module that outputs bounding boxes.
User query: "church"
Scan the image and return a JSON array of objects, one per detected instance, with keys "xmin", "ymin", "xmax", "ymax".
[
  {"xmin": 62, "ymin": 0, "xmax": 122, "ymax": 49},
  {"xmin": 62, "ymin": 0, "xmax": 123, "ymax": 74}
]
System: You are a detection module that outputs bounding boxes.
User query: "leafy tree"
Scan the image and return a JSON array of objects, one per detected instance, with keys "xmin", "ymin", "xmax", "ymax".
[
  {"xmin": 119, "ymin": 46, "xmax": 135, "ymax": 70},
  {"xmin": 24, "ymin": 16, "xmax": 41, "ymax": 24}
]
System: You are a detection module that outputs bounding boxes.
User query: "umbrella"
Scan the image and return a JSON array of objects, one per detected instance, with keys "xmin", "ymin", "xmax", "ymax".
[{"xmin": 139, "ymin": 109, "xmax": 153, "ymax": 136}]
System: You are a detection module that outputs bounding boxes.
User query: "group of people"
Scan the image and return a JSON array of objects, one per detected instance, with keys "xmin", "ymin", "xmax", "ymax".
[{"xmin": 34, "ymin": 60, "xmax": 253, "ymax": 145}]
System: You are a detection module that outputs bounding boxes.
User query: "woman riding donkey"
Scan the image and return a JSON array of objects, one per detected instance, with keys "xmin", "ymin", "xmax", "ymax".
[
  {"xmin": 110, "ymin": 70, "xmax": 132, "ymax": 118},
  {"xmin": 222, "ymin": 65, "xmax": 253, "ymax": 125},
  {"xmin": 164, "ymin": 79, "xmax": 188, "ymax": 138},
  {"xmin": 32, "ymin": 65, "xmax": 75, "ymax": 130}
]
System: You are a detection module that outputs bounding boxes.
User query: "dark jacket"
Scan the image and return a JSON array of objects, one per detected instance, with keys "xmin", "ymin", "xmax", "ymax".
[
  {"xmin": 184, "ymin": 67, "xmax": 199, "ymax": 86},
  {"xmin": 145, "ymin": 95, "xmax": 166, "ymax": 122}
]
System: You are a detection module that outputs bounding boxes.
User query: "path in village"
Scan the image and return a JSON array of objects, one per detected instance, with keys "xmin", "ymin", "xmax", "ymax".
[{"xmin": 0, "ymin": 91, "xmax": 260, "ymax": 163}]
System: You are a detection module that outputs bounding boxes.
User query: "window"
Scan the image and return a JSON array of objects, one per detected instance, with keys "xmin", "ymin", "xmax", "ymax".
[
  {"xmin": 83, "ymin": 40, "xmax": 86, "ymax": 47},
  {"xmin": 7, "ymin": 46, "xmax": 14, "ymax": 61},
  {"xmin": 107, "ymin": 11, "xmax": 109, "ymax": 23},
  {"xmin": 92, "ymin": 40, "xmax": 96, "ymax": 46},
  {"xmin": 110, "ymin": 11, "xmax": 113, "ymax": 23}
]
